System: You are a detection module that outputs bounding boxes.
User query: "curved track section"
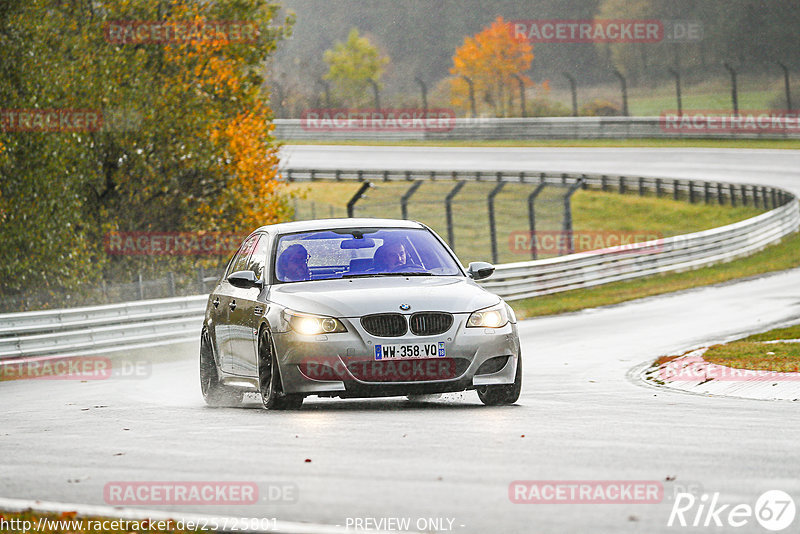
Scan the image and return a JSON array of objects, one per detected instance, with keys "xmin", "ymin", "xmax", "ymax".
[{"xmin": 3, "ymin": 148, "xmax": 800, "ymax": 533}]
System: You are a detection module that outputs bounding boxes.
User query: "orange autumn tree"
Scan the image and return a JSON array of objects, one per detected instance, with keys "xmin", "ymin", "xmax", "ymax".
[{"xmin": 450, "ymin": 16, "xmax": 535, "ymax": 117}]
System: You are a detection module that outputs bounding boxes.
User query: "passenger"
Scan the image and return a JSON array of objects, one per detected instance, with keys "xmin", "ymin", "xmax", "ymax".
[{"xmin": 277, "ymin": 244, "xmax": 311, "ymax": 281}]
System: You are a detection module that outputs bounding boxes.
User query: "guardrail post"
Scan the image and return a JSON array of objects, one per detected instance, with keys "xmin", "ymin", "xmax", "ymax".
[
  {"xmin": 562, "ymin": 179, "xmax": 585, "ymax": 255},
  {"xmin": 717, "ymin": 183, "xmax": 724, "ymax": 205},
  {"xmin": 445, "ymin": 181, "xmax": 466, "ymax": 249},
  {"xmin": 638, "ymin": 177, "xmax": 645, "ymax": 196},
  {"xmin": 347, "ymin": 182, "xmax": 372, "ymax": 217},
  {"xmin": 771, "ymin": 189, "xmax": 777, "ymax": 209},
  {"xmin": 619, "ymin": 176, "xmax": 626, "ymax": 195},
  {"xmin": 730, "ymin": 184, "xmax": 737, "ymax": 207},
  {"xmin": 689, "ymin": 181, "xmax": 696, "ymax": 204},
  {"xmin": 673, "ymin": 180, "xmax": 680, "ymax": 201},
  {"xmin": 655, "ymin": 178, "xmax": 662, "ymax": 197},
  {"xmin": 401, "ymin": 181, "xmax": 423, "ymax": 220},
  {"xmin": 137, "ymin": 273, "xmax": 144, "ymax": 300},
  {"xmin": 488, "ymin": 181, "xmax": 506, "ymax": 264},
  {"xmin": 704, "ymin": 182, "xmax": 710, "ymax": 204},
  {"xmin": 601, "ymin": 175, "xmax": 608, "ymax": 192},
  {"xmin": 527, "ymin": 183, "xmax": 547, "ymax": 260}
]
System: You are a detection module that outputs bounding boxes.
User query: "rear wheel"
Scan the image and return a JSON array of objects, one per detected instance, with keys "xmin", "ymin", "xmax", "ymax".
[
  {"xmin": 200, "ymin": 329, "xmax": 243, "ymax": 407},
  {"xmin": 258, "ymin": 327, "xmax": 304, "ymax": 410},
  {"xmin": 477, "ymin": 352, "xmax": 522, "ymax": 406}
]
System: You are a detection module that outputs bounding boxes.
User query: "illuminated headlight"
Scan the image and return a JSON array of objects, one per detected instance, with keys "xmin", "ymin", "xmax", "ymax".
[
  {"xmin": 284, "ymin": 309, "xmax": 347, "ymax": 335},
  {"xmin": 467, "ymin": 303, "xmax": 510, "ymax": 328}
]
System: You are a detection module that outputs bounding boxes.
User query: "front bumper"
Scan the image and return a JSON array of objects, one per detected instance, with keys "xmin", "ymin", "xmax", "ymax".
[{"xmin": 271, "ymin": 313, "xmax": 520, "ymax": 397}]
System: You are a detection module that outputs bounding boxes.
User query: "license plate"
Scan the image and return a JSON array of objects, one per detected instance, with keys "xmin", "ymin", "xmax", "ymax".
[{"xmin": 374, "ymin": 342, "xmax": 445, "ymax": 360}]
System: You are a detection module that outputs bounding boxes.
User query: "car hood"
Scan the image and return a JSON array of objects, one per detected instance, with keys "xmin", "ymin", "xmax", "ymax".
[{"xmin": 266, "ymin": 276, "xmax": 499, "ymax": 317}]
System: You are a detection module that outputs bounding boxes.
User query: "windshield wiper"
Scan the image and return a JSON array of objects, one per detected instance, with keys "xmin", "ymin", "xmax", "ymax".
[{"xmin": 342, "ymin": 272, "xmax": 434, "ymax": 278}]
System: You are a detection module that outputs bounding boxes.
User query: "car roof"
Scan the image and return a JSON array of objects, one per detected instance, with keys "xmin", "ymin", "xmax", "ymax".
[{"xmin": 252, "ymin": 218, "xmax": 426, "ymax": 236}]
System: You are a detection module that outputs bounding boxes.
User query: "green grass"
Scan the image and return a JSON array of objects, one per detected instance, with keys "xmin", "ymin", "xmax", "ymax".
[
  {"xmin": 743, "ymin": 324, "xmax": 800, "ymax": 342},
  {"xmin": 703, "ymin": 341, "xmax": 800, "ymax": 373},
  {"xmin": 511, "ymin": 230, "xmax": 800, "ymax": 319},
  {"xmin": 282, "ymin": 138, "xmax": 800, "ymax": 149}
]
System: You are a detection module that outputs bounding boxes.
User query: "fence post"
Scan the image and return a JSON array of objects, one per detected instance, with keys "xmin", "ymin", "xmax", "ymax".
[
  {"xmin": 668, "ymin": 67, "xmax": 682, "ymax": 115},
  {"xmin": 445, "ymin": 181, "xmax": 466, "ymax": 249},
  {"xmin": 777, "ymin": 62, "xmax": 792, "ymax": 111},
  {"xmin": 673, "ymin": 180, "xmax": 680, "ymax": 201},
  {"xmin": 723, "ymin": 62, "xmax": 739, "ymax": 114},
  {"xmin": 488, "ymin": 181, "xmax": 506, "ymax": 264},
  {"xmin": 638, "ymin": 177, "xmax": 645, "ymax": 196},
  {"xmin": 347, "ymin": 182, "xmax": 371, "ymax": 217},
  {"xmin": 563, "ymin": 73, "xmax": 578, "ymax": 117},
  {"xmin": 601, "ymin": 175, "xmax": 607, "ymax": 192},
  {"xmin": 771, "ymin": 188, "xmax": 777, "ymax": 210},
  {"xmin": 689, "ymin": 181, "xmax": 695, "ymax": 203},
  {"xmin": 401, "ymin": 181, "xmax": 423, "ymax": 220},
  {"xmin": 167, "ymin": 272, "xmax": 176, "ymax": 297},
  {"xmin": 562, "ymin": 179, "xmax": 585, "ymax": 255},
  {"xmin": 612, "ymin": 69, "xmax": 629, "ymax": 116},
  {"xmin": 528, "ymin": 183, "xmax": 547, "ymax": 260},
  {"xmin": 704, "ymin": 182, "xmax": 710, "ymax": 204},
  {"xmin": 461, "ymin": 75, "xmax": 477, "ymax": 118},
  {"xmin": 730, "ymin": 184, "xmax": 737, "ymax": 207},
  {"xmin": 137, "ymin": 273, "xmax": 144, "ymax": 300},
  {"xmin": 414, "ymin": 77, "xmax": 428, "ymax": 113},
  {"xmin": 619, "ymin": 176, "xmax": 626, "ymax": 195},
  {"xmin": 655, "ymin": 178, "xmax": 662, "ymax": 197}
]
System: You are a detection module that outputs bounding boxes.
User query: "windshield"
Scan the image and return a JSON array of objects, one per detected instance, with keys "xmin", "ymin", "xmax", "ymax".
[{"xmin": 273, "ymin": 227, "xmax": 462, "ymax": 283}]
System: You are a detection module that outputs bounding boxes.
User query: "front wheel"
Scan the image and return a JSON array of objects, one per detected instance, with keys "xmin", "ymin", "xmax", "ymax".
[
  {"xmin": 200, "ymin": 329, "xmax": 243, "ymax": 407},
  {"xmin": 477, "ymin": 352, "xmax": 522, "ymax": 406},
  {"xmin": 258, "ymin": 327, "xmax": 304, "ymax": 410}
]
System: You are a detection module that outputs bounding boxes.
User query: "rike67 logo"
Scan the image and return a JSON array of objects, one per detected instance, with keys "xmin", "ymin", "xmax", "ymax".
[{"xmin": 668, "ymin": 490, "xmax": 796, "ymax": 531}]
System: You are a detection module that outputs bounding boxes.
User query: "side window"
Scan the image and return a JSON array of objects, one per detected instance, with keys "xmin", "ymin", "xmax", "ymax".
[
  {"xmin": 226, "ymin": 235, "xmax": 258, "ymax": 277},
  {"xmin": 249, "ymin": 235, "xmax": 269, "ymax": 279}
]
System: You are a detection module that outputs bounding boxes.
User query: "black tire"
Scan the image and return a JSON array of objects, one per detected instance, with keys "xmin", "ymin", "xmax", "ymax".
[
  {"xmin": 200, "ymin": 328, "xmax": 243, "ymax": 407},
  {"xmin": 477, "ymin": 352, "xmax": 522, "ymax": 406},
  {"xmin": 258, "ymin": 327, "xmax": 304, "ymax": 410}
]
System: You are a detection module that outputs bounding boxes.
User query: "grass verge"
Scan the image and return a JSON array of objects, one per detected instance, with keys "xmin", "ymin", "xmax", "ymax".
[
  {"xmin": 511, "ymin": 230, "xmax": 800, "ymax": 319},
  {"xmin": 702, "ymin": 341, "xmax": 800, "ymax": 373}
]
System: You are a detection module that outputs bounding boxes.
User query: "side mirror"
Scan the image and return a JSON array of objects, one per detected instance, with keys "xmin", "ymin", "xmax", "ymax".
[
  {"xmin": 468, "ymin": 261, "xmax": 495, "ymax": 281},
  {"xmin": 228, "ymin": 270, "xmax": 261, "ymax": 289}
]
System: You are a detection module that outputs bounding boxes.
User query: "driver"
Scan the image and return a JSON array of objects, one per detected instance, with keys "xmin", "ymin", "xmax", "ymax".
[
  {"xmin": 277, "ymin": 244, "xmax": 311, "ymax": 281},
  {"xmin": 372, "ymin": 241, "xmax": 407, "ymax": 272}
]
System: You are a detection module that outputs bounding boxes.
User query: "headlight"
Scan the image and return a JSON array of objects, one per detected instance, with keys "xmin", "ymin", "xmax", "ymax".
[
  {"xmin": 467, "ymin": 302, "xmax": 510, "ymax": 328},
  {"xmin": 283, "ymin": 309, "xmax": 347, "ymax": 335}
]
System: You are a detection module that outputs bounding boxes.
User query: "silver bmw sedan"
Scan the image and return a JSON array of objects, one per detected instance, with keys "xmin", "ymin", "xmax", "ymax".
[{"xmin": 200, "ymin": 218, "xmax": 521, "ymax": 410}]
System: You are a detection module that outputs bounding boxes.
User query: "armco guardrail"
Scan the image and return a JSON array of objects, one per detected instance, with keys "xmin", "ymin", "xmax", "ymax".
[
  {"xmin": 0, "ymin": 171, "xmax": 797, "ymax": 362},
  {"xmin": 275, "ymin": 117, "xmax": 800, "ymax": 141},
  {"xmin": 0, "ymin": 296, "xmax": 207, "ymax": 362}
]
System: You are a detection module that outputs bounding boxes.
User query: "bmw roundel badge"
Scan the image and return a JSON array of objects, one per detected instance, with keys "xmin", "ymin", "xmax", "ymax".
[{"xmin": 399, "ymin": 303, "xmax": 411, "ymax": 311}]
